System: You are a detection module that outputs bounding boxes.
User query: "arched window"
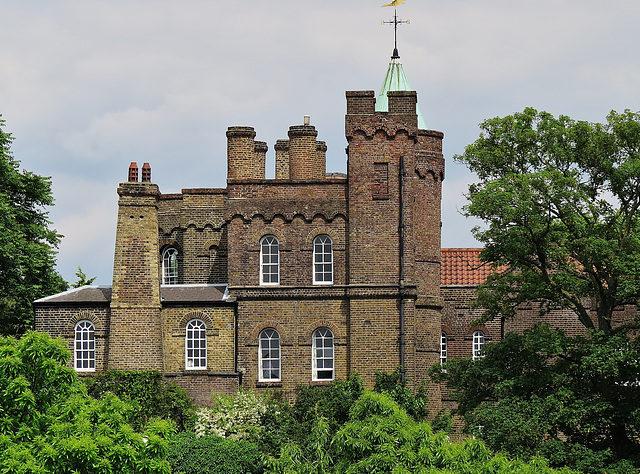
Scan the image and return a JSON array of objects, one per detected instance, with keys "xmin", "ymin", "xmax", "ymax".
[
  {"xmin": 313, "ymin": 235, "xmax": 333, "ymax": 284},
  {"xmin": 185, "ymin": 319, "xmax": 207, "ymax": 370},
  {"xmin": 74, "ymin": 320, "xmax": 95, "ymax": 372},
  {"xmin": 259, "ymin": 328, "xmax": 280, "ymax": 381},
  {"xmin": 440, "ymin": 332, "xmax": 448, "ymax": 365},
  {"xmin": 260, "ymin": 236, "xmax": 279, "ymax": 285},
  {"xmin": 472, "ymin": 330, "xmax": 485, "ymax": 360},
  {"xmin": 162, "ymin": 247, "xmax": 179, "ymax": 284},
  {"xmin": 312, "ymin": 328, "xmax": 334, "ymax": 381}
]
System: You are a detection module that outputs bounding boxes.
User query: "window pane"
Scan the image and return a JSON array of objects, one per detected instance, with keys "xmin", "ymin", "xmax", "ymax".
[
  {"xmin": 259, "ymin": 328, "xmax": 281, "ymax": 381},
  {"xmin": 185, "ymin": 319, "xmax": 207, "ymax": 370},
  {"xmin": 312, "ymin": 328, "xmax": 334, "ymax": 381},
  {"xmin": 313, "ymin": 236, "xmax": 333, "ymax": 285},
  {"xmin": 74, "ymin": 321, "xmax": 96, "ymax": 372}
]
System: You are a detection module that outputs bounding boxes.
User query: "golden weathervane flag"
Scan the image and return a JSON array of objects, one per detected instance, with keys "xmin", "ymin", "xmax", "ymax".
[{"xmin": 382, "ymin": 0, "xmax": 406, "ymax": 7}]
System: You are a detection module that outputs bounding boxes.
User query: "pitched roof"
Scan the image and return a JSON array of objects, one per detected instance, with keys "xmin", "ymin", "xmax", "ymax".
[
  {"xmin": 440, "ymin": 248, "xmax": 495, "ymax": 286},
  {"xmin": 34, "ymin": 285, "xmax": 112, "ymax": 304},
  {"xmin": 34, "ymin": 284, "xmax": 230, "ymax": 305}
]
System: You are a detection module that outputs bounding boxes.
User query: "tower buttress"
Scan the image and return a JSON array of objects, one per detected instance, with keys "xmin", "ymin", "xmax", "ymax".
[{"xmin": 109, "ymin": 170, "xmax": 163, "ymax": 370}]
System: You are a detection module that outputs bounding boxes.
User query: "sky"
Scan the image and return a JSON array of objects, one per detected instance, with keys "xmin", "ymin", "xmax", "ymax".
[{"xmin": 1, "ymin": 0, "xmax": 639, "ymax": 286}]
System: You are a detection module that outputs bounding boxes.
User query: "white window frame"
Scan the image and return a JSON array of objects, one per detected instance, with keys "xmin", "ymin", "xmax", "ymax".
[
  {"xmin": 185, "ymin": 319, "xmax": 207, "ymax": 370},
  {"xmin": 259, "ymin": 328, "xmax": 281, "ymax": 381},
  {"xmin": 312, "ymin": 328, "xmax": 334, "ymax": 381},
  {"xmin": 260, "ymin": 236, "xmax": 279, "ymax": 285},
  {"xmin": 472, "ymin": 330, "xmax": 485, "ymax": 360},
  {"xmin": 440, "ymin": 332, "xmax": 448, "ymax": 365},
  {"xmin": 74, "ymin": 320, "xmax": 95, "ymax": 372},
  {"xmin": 162, "ymin": 247, "xmax": 179, "ymax": 284},
  {"xmin": 313, "ymin": 235, "xmax": 333, "ymax": 285}
]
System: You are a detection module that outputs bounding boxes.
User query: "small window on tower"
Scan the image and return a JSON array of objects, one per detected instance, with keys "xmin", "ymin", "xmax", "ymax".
[{"xmin": 372, "ymin": 162, "xmax": 389, "ymax": 200}]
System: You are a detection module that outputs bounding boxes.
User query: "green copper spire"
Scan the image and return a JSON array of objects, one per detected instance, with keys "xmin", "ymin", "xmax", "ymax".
[
  {"xmin": 375, "ymin": 54, "xmax": 427, "ymax": 130},
  {"xmin": 377, "ymin": 5, "xmax": 427, "ymax": 130}
]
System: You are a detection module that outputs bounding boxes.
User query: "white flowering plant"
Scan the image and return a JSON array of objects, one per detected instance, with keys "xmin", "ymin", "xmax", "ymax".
[{"xmin": 195, "ymin": 389, "xmax": 271, "ymax": 441}]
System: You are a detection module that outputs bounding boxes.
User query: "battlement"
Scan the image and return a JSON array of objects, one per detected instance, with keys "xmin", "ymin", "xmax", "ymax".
[
  {"xmin": 345, "ymin": 90, "xmax": 420, "ymax": 139},
  {"xmin": 346, "ymin": 90, "xmax": 418, "ymax": 117}
]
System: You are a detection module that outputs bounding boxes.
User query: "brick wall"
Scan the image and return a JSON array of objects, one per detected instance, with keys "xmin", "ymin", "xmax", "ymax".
[{"xmin": 35, "ymin": 304, "xmax": 110, "ymax": 372}]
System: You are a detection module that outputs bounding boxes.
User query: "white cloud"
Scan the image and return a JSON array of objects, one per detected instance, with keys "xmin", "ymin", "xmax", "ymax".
[{"xmin": 2, "ymin": 0, "xmax": 640, "ymax": 283}]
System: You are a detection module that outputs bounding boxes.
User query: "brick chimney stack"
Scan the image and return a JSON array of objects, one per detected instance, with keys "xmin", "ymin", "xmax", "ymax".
[
  {"xmin": 288, "ymin": 123, "xmax": 324, "ymax": 180},
  {"xmin": 227, "ymin": 126, "xmax": 265, "ymax": 181}
]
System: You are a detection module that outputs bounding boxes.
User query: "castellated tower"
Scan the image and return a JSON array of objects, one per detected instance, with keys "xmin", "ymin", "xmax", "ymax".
[
  {"xmin": 345, "ymin": 90, "xmax": 444, "ymax": 393},
  {"xmin": 109, "ymin": 162, "xmax": 163, "ymax": 370}
]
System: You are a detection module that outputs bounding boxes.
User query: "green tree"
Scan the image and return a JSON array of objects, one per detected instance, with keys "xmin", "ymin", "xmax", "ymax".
[
  {"xmin": 431, "ymin": 324, "xmax": 640, "ymax": 472},
  {"xmin": 455, "ymin": 108, "xmax": 640, "ymax": 333},
  {"xmin": 0, "ymin": 331, "xmax": 174, "ymax": 473},
  {"xmin": 0, "ymin": 117, "xmax": 67, "ymax": 335},
  {"xmin": 265, "ymin": 390, "xmax": 575, "ymax": 473},
  {"xmin": 71, "ymin": 266, "xmax": 96, "ymax": 288}
]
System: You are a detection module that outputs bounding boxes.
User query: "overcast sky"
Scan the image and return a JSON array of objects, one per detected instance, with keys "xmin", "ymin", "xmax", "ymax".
[{"xmin": 1, "ymin": 0, "xmax": 639, "ymax": 286}]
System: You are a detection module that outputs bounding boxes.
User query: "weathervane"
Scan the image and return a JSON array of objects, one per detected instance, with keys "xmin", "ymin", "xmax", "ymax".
[{"xmin": 382, "ymin": 0, "xmax": 409, "ymax": 59}]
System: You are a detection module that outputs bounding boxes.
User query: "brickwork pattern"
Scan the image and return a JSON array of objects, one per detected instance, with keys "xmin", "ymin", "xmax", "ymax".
[
  {"xmin": 237, "ymin": 298, "xmax": 348, "ymax": 400},
  {"xmin": 161, "ymin": 305, "xmax": 236, "ymax": 374},
  {"xmin": 35, "ymin": 305, "xmax": 110, "ymax": 372}
]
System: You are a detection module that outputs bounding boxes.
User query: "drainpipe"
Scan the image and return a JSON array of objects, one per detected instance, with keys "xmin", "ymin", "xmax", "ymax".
[{"xmin": 399, "ymin": 156, "xmax": 406, "ymax": 383}]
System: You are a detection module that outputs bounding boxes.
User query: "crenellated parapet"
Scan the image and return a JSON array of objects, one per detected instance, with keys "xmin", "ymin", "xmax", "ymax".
[{"xmin": 345, "ymin": 90, "xmax": 421, "ymax": 140}]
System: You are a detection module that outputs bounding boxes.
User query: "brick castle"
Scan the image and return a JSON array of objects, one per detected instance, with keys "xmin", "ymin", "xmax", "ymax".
[{"xmin": 34, "ymin": 55, "xmax": 598, "ymax": 409}]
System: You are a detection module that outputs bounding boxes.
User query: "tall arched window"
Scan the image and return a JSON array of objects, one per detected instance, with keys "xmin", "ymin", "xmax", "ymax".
[
  {"xmin": 162, "ymin": 247, "xmax": 179, "ymax": 284},
  {"xmin": 260, "ymin": 236, "xmax": 279, "ymax": 285},
  {"xmin": 185, "ymin": 319, "xmax": 207, "ymax": 370},
  {"xmin": 313, "ymin": 235, "xmax": 333, "ymax": 284},
  {"xmin": 312, "ymin": 327, "xmax": 334, "ymax": 381},
  {"xmin": 440, "ymin": 332, "xmax": 448, "ymax": 365},
  {"xmin": 74, "ymin": 320, "xmax": 95, "ymax": 372},
  {"xmin": 259, "ymin": 328, "xmax": 280, "ymax": 381},
  {"xmin": 472, "ymin": 330, "xmax": 485, "ymax": 360}
]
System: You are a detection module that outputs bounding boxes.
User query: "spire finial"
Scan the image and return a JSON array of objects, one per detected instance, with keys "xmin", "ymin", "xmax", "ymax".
[{"xmin": 382, "ymin": 3, "xmax": 410, "ymax": 59}]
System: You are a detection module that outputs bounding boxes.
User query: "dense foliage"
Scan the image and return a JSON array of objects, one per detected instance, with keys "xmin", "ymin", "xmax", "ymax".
[
  {"xmin": 0, "ymin": 331, "xmax": 174, "ymax": 473},
  {"xmin": 265, "ymin": 390, "xmax": 574, "ymax": 473},
  {"xmin": 373, "ymin": 366, "xmax": 430, "ymax": 421},
  {"xmin": 432, "ymin": 323, "xmax": 640, "ymax": 472},
  {"xmin": 84, "ymin": 369, "xmax": 196, "ymax": 432},
  {"xmin": 0, "ymin": 118, "xmax": 67, "ymax": 335},
  {"xmin": 455, "ymin": 108, "xmax": 640, "ymax": 333},
  {"xmin": 167, "ymin": 432, "xmax": 263, "ymax": 474}
]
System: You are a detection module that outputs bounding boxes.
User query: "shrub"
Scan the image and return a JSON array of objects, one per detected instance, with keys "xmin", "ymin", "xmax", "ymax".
[
  {"xmin": 195, "ymin": 389, "xmax": 269, "ymax": 440},
  {"xmin": 167, "ymin": 432, "xmax": 263, "ymax": 474},
  {"xmin": 83, "ymin": 370, "xmax": 196, "ymax": 431}
]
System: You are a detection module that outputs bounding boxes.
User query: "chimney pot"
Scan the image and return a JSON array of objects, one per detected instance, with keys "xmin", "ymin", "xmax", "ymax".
[{"xmin": 128, "ymin": 162, "xmax": 139, "ymax": 182}]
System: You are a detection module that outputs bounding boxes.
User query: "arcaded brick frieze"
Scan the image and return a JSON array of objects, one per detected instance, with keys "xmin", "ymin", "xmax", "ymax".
[{"xmin": 225, "ymin": 198, "xmax": 347, "ymax": 223}]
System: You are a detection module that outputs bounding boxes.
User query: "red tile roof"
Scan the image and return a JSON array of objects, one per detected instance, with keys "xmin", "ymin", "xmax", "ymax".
[{"xmin": 441, "ymin": 248, "xmax": 496, "ymax": 286}]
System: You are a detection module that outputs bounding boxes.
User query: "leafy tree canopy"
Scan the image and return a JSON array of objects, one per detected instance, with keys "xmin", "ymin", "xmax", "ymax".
[
  {"xmin": 455, "ymin": 108, "xmax": 640, "ymax": 332},
  {"xmin": 265, "ymin": 390, "xmax": 574, "ymax": 473},
  {"xmin": 0, "ymin": 117, "xmax": 67, "ymax": 335},
  {"xmin": 431, "ymin": 324, "xmax": 640, "ymax": 473},
  {"xmin": 0, "ymin": 331, "xmax": 174, "ymax": 473}
]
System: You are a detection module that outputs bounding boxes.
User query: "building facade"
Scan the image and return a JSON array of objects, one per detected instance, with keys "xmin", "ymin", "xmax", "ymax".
[{"xmin": 35, "ymin": 87, "xmax": 449, "ymax": 407}]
